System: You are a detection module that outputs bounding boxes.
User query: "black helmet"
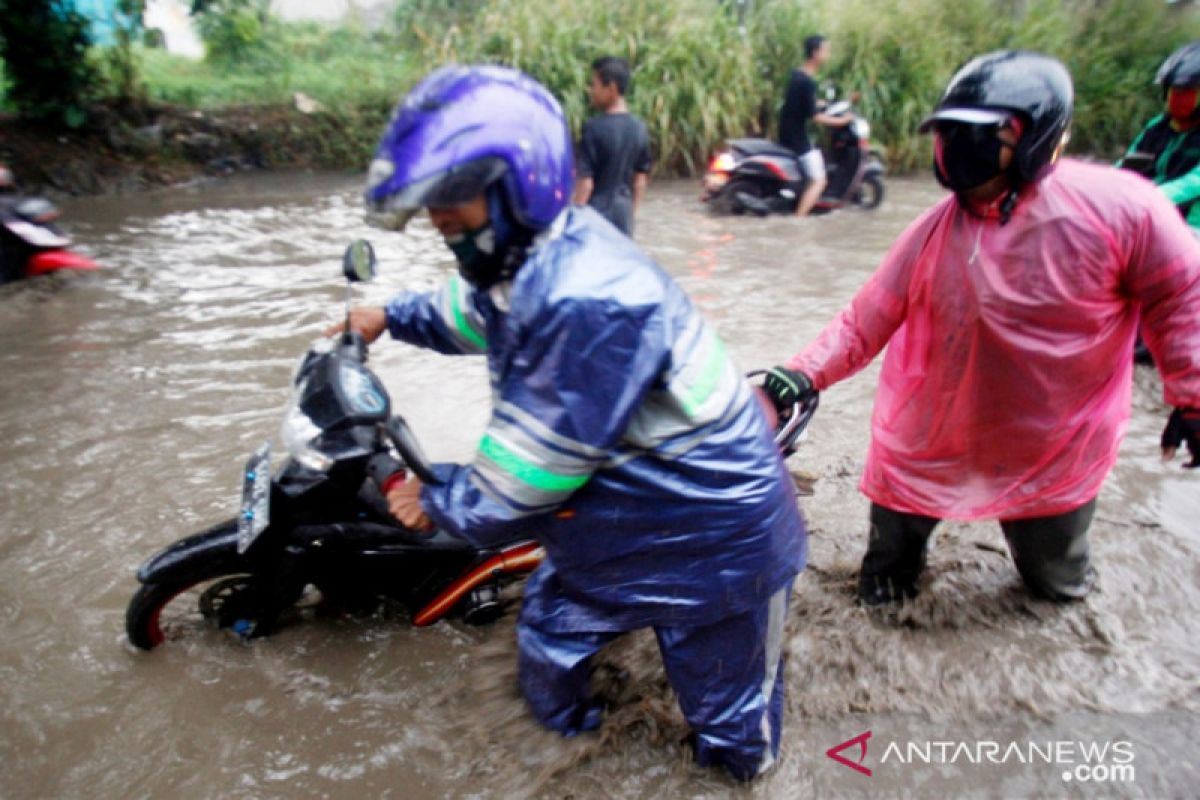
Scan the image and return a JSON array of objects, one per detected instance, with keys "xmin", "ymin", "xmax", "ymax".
[
  {"xmin": 920, "ymin": 50, "xmax": 1073, "ymax": 185},
  {"xmin": 1156, "ymin": 41, "xmax": 1200, "ymax": 92}
]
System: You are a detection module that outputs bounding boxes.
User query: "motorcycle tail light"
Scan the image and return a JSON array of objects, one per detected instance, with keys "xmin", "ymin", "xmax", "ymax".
[{"xmin": 710, "ymin": 152, "xmax": 736, "ymax": 173}]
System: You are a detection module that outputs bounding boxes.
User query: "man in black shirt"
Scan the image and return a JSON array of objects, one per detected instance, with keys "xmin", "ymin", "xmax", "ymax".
[
  {"xmin": 573, "ymin": 56, "xmax": 653, "ymax": 236},
  {"xmin": 778, "ymin": 35, "xmax": 852, "ymax": 216}
]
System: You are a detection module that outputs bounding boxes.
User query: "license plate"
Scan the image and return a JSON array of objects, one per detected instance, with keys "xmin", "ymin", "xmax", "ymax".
[{"xmin": 237, "ymin": 443, "xmax": 271, "ymax": 554}]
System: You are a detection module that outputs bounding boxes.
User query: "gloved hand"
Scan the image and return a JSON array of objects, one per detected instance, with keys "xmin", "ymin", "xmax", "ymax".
[
  {"xmin": 1161, "ymin": 407, "xmax": 1200, "ymax": 469},
  {"xmin": 762, "ymin": 366, "xmax": 816, "ymax": 412}
]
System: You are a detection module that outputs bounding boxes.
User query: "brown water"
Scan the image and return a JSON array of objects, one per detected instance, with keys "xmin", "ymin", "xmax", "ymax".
[{"xmin": 0, "ymin": 174, "xmax": 1196, "ymax": 799}]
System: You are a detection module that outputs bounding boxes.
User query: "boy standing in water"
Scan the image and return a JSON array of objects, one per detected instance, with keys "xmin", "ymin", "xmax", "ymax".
[{"xmin": 573, "ymin": 56, "xmax": 652, "ymax": 236}]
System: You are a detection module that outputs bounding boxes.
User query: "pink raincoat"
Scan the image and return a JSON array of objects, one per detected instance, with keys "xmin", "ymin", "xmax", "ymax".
[{"xmin": 789, "ymin": 159, "xmax": 1200, "ymax": 520}]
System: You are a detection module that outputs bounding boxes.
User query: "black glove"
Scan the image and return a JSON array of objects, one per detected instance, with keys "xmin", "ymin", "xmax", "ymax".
[
  {"xmin": 1161, "ymin": 407, "xmax": 1200, "ymax": 469},
  {"xmin": 762, "ymin": 366, "xmax": 816, "ymax": 412}
]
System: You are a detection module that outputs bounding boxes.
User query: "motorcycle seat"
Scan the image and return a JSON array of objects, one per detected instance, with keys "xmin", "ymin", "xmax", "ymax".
[{"xmin": 728, "ymin": 138, "xmax": 799, "ymax": 159}]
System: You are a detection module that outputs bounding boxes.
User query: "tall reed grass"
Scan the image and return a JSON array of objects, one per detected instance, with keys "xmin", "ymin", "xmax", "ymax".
[{"xmin": 403, "ymin": 0, "xmax": 1200, "ymax": 172}]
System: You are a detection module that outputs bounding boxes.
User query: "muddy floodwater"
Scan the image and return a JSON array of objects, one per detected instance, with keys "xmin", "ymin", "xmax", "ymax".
[{"xmin": 0, "ymin": 173, "xmax": 1196, "ymax": 799}]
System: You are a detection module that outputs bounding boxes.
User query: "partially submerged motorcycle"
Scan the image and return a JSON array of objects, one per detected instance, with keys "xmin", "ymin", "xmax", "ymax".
[
  {"xmin": 125, "ymin": 241, "xmax": 816, "ymax": 650},
  {"xmin": 1, "ymin": 194, "xmax": 100, "ymax": 283}
]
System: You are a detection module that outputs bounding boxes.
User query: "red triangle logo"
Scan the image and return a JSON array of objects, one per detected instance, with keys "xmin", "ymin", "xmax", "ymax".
[{"xmin": 826, "ymin": 730, "xmax": 872, "ymax": 776}]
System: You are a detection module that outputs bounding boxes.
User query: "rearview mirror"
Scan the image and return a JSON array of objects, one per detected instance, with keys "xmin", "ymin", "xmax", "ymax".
[{"xmin": 342, "ymin": 239, "xmax": 377, "ymax": 283}]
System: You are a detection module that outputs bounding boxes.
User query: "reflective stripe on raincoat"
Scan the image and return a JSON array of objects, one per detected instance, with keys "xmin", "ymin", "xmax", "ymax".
[
  {"xmin": 788, "ymin": 159, "xmax": 1200, "ymax": 520},
  {"xmin": 385, "ymin": 206, "xmax": 806, "ymax": 630}
]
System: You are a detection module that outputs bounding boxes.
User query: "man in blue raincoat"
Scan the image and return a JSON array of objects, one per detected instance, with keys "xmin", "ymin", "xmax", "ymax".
[{"xmin": 331, "ymin": 65, "xmax": 807, "ymax": 781}]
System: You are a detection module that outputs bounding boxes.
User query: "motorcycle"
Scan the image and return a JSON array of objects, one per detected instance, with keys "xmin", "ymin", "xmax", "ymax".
[
  {"xmin": 702, "ymin": 97, "xmax": 886, "ymax": 216},
  {"xmin": 0, "ymin": 194, "xmax": 101, "ymax": 283},
  {"xmin": 125, "ymin": 241, "xmax": 818, "ymax": 650}
]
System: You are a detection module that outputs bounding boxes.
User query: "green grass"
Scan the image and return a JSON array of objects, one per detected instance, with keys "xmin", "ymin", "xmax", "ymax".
[{"xmin": 133, "ymin": 20, "xmax": 414, "ymax": 112}]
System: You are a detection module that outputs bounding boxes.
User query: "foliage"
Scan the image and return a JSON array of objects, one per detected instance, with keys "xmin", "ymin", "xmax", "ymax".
[
  {"xmin": 10, "ymin": 0, "xmax": 1192, "ymax": 168},
  {"xmin": 192, "ymin": 0, "xmax": 273, "ymax": 68},
  {"xmin": 137, "ymin": 20, "xmax": 408, "ymax": 113},
  {"xmin": 0, "ymin": 0, "xmax": 100, "ymax": 126},
  {"xmin": 396, "ymin": 0, "xmax": 1200, "ymax": 173},
  {"xmin": 101, "ymin": 0, "xmax": 148, "ymax": 107}
]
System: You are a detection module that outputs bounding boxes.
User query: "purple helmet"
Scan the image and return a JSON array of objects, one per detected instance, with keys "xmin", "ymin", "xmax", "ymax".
[{"xmin": 365, "ymin": 65, "xmax": 574, "ymax": 231}]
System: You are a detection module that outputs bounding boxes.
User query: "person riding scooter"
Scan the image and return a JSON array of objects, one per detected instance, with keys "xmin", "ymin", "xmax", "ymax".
[
  {"xmin": 0, "ymin": 163, "xmax": 99, "ymax": 283},
  {"xmin": 778, "ymin": 34, "xmax": 853, "ymax": 217},
  {"xmin": 1120, "ymin": 40, "xmax": 1200, "ymax": 231},
  {"xmin": 330, "ymin": 65, "xmax": 807, "ymax": 782}
]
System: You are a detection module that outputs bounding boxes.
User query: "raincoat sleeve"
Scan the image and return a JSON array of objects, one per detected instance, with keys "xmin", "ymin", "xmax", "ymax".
[
  {"xmin": 784, "ymin": 206, "xmax": 941, "ymax": 389},
  {"xmin": 1158, "ymin": 164, "xmax": 1200, "ymax": 209},
  {"xmin": 383, "ymin": 276, "xmax": 488, "ymax": 355},
  {"xmin": 419, "ymin": 295, "xmax": 666, "ymax": 546},
  {"xmin": 1122, "ymin": 185, "xmax": 1200, "ymax": 408}
]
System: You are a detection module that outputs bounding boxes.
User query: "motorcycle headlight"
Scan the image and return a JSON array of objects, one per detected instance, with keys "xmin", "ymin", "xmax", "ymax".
[{"xmin": 280, "ymin": 384, "xmax": 333, "ymax": 472}]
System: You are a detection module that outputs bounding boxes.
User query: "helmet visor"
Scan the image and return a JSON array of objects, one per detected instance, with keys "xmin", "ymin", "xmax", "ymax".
[
  {"xmin": 364, "ymin": 157, "xmax": 508, "ymax": 231},
  {"xmin": 918, "ymin": 107, "xmax": 1011, "ymax": 133}
]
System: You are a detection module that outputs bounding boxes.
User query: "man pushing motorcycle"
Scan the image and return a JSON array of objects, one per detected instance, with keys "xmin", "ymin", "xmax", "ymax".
[
  {"xmin": 763, "ymin": 51, "xmax": 1200, "ymax": 607},
  {"xmin": 328, "ymin": 65, "xmax": 806, "ymax": 781}
]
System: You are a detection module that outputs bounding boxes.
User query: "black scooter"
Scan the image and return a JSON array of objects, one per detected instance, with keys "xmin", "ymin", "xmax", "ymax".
[
  {"xmin": 125, "ymin": 241, "xmax": 818, "ymax": 650},
  {"xmin": 703, "ymin": 98, "xmax": 886, "ymax": 216},
  {"xmin": 125, "ymin": 241, "xmax": 544, "ymax": 650}
]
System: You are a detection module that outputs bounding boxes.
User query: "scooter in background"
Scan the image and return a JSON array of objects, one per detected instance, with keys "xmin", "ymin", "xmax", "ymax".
[
  {"xmin": 0, "ymin": 166, "xmax": 100, "ymax": 283},
  {"xmin": 703, "ymin": 97, "xmax": 886, "ymax": 216}
]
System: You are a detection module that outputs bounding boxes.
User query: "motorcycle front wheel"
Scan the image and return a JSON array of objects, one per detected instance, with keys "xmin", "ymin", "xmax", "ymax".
[
  {"xmin": 854, "ymin": 174, "xmax": 885, "ymax": 210},
  {"xmin": 126, "ymin": 573, "xmax": 259, "ymax": 650}
]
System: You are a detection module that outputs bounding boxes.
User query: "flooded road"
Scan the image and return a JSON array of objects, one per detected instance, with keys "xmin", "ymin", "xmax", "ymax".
[{"xmin": 0, "ymin": 173, "xmax": 1196, "ymax": 798}]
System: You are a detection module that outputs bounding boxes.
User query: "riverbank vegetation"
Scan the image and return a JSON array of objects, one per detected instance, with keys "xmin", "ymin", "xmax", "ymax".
[{"xmin": 2, "ymin": 0, "xmax": 1199, "ymax": 189}]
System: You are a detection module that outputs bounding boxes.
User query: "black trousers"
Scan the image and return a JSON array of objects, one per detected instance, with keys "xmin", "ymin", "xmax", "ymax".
[{"xmin": 858, "ymin": 499, "xmax": 1097, "ymax": 604}]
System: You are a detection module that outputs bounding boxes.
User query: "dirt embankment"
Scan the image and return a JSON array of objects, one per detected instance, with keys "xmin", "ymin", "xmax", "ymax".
[{"xmin": 0, "ymin": 99, "xmax": 389, "ymax": 196}]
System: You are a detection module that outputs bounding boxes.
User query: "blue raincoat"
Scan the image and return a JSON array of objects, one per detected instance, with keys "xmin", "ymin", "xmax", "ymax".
[{"xmin": 384, "ymin": 206, "xmax": 806, "ymax": 778}]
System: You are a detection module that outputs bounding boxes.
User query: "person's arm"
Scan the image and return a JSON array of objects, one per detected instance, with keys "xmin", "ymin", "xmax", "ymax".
[
  {"xmin": 632, "ymin": 172, "xmax": 648, "ymax": 211},
  {"xmin": 1159, "ymin": 161, "xmax": 1200, "ymax": 208},
  {"xmin": 418, "ymin": 295, "xmax": 664, "ymax": 546},
  {"xmin": 632, "ymin": 126, "xmax": 652, "ymax": 211},
  {"xmin": 573, "ymin": 176, "xmax": 594, "ymax": 206},
  {"xmin": 1123, "ymin": 180, "xmax": 1200, "ymax": 410},
  {"xmin": 574, "ymin": 120, "xmax": 596, "ymax": 205},
  {"xmin": 785, "ymin": 208, "xmax": 939, "ymax": 389},
  {"xmin": 384, "ymin": 275, "xmax": 489, "ymax": 355},
  {"xmin": 813, "ymin": 111, "xmax": 853, "ymax": 127}
]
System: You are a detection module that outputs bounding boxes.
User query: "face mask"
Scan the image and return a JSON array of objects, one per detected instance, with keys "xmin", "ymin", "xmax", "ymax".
[
  {"xmin": 933, "ymin": 123, "xmax": 1006, "ymax": 193},
  {"xmin": 443, "ymin": 186, "xmax": 530, "ymax": 290},
  {"xmin": 1167, "ymin": 86, "xmax": 1199, "ymax": 122},
  {"xmin": 446, "ymin": 221, "xmax": 505, "ymax": 289}
]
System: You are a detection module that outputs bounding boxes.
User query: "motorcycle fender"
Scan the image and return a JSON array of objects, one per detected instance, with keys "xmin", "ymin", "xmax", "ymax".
[
  {"xmin": 26, "ymin": 249, "xmax": 101, "ymax": 276},
  {"xmin": 136, "ymin": 519, "xmax": 247, "ymax": 585}
]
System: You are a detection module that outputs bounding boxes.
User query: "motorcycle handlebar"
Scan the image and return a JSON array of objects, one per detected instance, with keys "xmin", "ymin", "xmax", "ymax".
[
  {"xmin": 383, "ymin": 415, "xmax": 444, "ymax": 487},
  {"xmin": 337, "ymin": 330, "xmax": 369, "ymax": 363}
]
